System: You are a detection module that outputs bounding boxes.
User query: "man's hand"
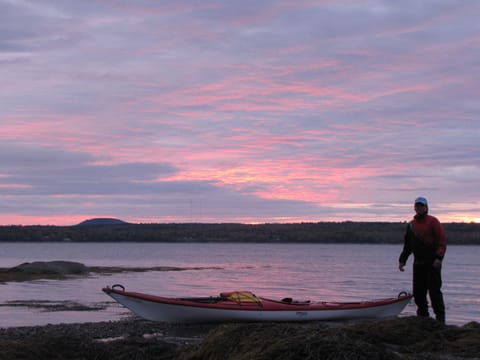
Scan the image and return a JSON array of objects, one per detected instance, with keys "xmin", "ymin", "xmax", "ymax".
[
  {"xmin": 433, "ymin": 258, "xmax": 442, "ymax": 270},
  {"xmin": 399, "ymin": 262, "xmax": 405, "ymax": 272}
]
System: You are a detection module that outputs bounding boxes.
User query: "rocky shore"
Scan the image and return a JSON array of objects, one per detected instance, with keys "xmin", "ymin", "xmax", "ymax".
[
  {"xmin": 0, "ymin": 260, "xmax": 221, "ymax": 283},
  {"xmin": 1, "ymin": 317, "xmax": 479, "ymax": 360}
]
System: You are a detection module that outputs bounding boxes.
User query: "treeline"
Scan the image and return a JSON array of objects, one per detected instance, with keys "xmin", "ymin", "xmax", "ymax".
[{"xmin": 0, "ymin": 222, "xmax": 479, "ymax": 244}]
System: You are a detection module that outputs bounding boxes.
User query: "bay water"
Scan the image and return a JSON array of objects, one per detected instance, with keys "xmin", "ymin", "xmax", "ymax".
[{"xmin": 0, "ymin": 243, "xmax": 478, "ymax": 327}]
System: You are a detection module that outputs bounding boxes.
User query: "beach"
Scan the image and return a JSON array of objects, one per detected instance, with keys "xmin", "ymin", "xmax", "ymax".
[{"xmin": 1, "ymin": 317, "xmax": 479, "ymax": 360}]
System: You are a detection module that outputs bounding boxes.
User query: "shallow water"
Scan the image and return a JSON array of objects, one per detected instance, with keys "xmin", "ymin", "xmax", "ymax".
[{"xmin": 0, "ymin": 243, "xmax": 478, "ymax": 327}]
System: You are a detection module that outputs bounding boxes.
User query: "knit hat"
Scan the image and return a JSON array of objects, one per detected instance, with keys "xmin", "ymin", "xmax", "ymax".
[{"xmin": 414, "ymin": 197, "xmax": 428, "ymax": 206}]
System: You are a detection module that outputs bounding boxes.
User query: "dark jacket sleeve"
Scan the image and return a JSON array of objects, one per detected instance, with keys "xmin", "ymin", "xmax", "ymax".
[{"xmin": 399, "ymin": 223, "xmax": 413, "ymax": 264}]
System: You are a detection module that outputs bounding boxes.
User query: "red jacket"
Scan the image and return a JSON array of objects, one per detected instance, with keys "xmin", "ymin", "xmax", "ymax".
[{"xmin": 399, "ymin": 214, "xmax": 446, "ymax": 265}]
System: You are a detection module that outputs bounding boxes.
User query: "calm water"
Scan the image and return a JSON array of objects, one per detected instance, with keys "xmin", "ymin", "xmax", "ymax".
[{"xmin": 0, "ymin": 243, "xmax": 479, "ymax": 327}]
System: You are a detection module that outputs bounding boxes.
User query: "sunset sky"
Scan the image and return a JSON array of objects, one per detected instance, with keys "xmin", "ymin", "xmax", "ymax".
[{"xmin": 1, "ymin": 0, "xmax": 479, "ymax": 226}]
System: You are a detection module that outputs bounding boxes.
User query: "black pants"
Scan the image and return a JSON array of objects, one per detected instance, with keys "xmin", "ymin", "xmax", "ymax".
[{"xmin": 413, "ymin": 263, "xmax": 445, "ymax": 321}]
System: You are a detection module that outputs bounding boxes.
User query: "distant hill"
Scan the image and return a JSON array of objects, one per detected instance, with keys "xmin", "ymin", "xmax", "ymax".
[{"xmin": 76, "ymin": 218, "xmax": 129, "ymax": 226}]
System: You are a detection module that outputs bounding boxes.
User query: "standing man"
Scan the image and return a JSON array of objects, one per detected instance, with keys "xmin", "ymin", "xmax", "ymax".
[{"xmin": 399, "ymin": 197, "xmax": 446, "ymax": 323}]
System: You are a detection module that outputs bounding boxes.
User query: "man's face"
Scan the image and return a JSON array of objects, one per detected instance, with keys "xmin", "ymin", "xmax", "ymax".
[{"xmin": 414, "ymin": 202, "xmax": 427, "ymax": 215}]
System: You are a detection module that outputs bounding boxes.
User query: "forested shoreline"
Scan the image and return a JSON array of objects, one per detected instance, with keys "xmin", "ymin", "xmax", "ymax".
[{"xmin": 0, "ymin": 222, "xmax": 479, "ymax": 244}]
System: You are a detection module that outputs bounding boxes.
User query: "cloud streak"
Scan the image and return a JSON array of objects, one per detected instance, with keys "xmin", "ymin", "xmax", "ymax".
[{"xmin": 1, "ymin": 0, "xmax": 479, "ymax": 225}]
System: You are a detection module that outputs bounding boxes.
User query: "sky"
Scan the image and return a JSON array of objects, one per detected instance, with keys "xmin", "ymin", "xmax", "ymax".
[{"xmin": 1, "ymin": 0, "xmax": 479, "ymax": 226}]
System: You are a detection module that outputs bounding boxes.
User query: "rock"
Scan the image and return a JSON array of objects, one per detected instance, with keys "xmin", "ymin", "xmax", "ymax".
[
  {"xmin": 7, "ymin": 261, "xmax": 89, "ymax": 275},
  {"xmin": 0, "ymin": 318, "xmax": 211, "ymax": 360},
  {"xmin": 179, "ymin": 317, "xmax": 480, "ymax": 360},
  {"xmin": 1, "ymin": 263, "xmax": 221, "ymax": 283}
]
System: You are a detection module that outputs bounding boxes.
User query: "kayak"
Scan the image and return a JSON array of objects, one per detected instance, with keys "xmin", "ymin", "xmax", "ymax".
[{"xmin": 103, "ymin": 285, "xmax": 412, "ymax": 323}]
